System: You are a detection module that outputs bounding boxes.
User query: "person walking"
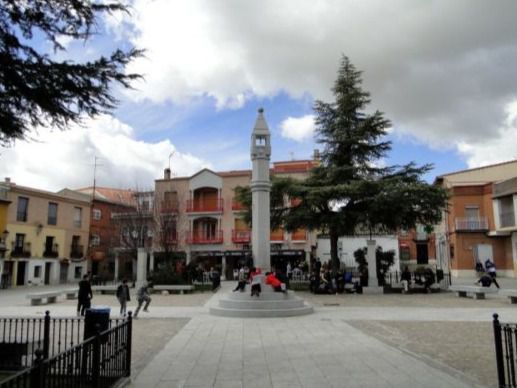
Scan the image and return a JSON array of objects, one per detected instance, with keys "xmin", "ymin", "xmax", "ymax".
[
  {"xmin": 77, "ymin": 274, "xmax": 92, "ymax": 317},
  {"xmin": 485, "ymin": 259, "xmax": 500, "ymax": 288},
  {"xmin": 134, "ymin": 282, "xmax": 152, "ymax": 318},
  {"xmin": 400, "ymin": 266, "xmax": 412, "ymax": 294},
  {"xmin": 116, "ymin": 279, "xmax": 131, "ymax": 316}
]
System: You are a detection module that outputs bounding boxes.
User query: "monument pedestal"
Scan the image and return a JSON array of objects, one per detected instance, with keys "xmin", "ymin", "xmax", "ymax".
[{"xmin": 210, "ymin": 279, "xmax": 313, "ymax": 318}]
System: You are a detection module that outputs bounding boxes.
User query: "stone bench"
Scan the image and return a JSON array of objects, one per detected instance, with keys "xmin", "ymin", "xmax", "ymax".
[
  {"xmin": 26, "ymin": 291, "xmax": 62, "ymax": 306},
  {"xmin": 92, "ymin": 285, "xmax": 118, "ymax": 294},
  {"xmin": 62, "ymin": 288, "xmax": 78, "ymax": 299},
  {"xmin": 498, "ymin": 289, "xmax": 517, "ymax": 304},
  {"xmin": 449, "ymin": 285, "xmax": 498, "ymax": 300},
  {"xmin": 153, "ymin": 285, "xmax": 194, "ymax": 294}
]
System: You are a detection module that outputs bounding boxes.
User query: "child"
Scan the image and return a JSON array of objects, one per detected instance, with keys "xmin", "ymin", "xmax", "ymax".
[
  {"xmin": 134, "ymin": 282, "xmax": 152, "ymax": 318},
  {"xmin": 116, "ymin": 279, "xmax": 131, "ymax": 316}
]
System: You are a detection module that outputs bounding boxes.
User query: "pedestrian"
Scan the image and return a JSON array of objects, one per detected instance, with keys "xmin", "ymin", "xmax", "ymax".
[
  {"xmin": 265, "ymin": 272, "xmax": 287, "ymax": 293},
  {"xmin": 209, "ymin": 267, "xmax": 221, "ymax": 291},
  {"xmin": 250, "ymin": 267, "xmax": 264, "ymax": 297},
  {"xmin": 116, "ymin": 278, "xmax": 131, "ymax": 316},
  {"xmin": 134, "ymin": 282, "xmax": 152, "ymax": 318},
  {"xmin": 476, "ymin": 272, "xmax": 494, "ymax": 288},
  {"xmin": 485, "ymin": 259, "xmax": 500, "ymax": 288},
  {"xmin": 233, "ymin": 267, "xmax": 247, "ymax": 292},
  {"xmin": 77, "ymin": 274, "xmax": 92, "ymax": 317},
  {"xmin": 286, "ymin": 262, "xmax": 292, "ymax": 280},
  {"xmin": 400, "ymin": 266, "xmax": 412, "ymax": 294}
]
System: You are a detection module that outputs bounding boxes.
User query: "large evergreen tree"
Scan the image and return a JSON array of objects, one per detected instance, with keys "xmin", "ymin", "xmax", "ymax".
[
  {"xmin": 0, "ymin": 0, "xmax": 142, "ymax": 145},
  {"xmin": 282, "ymin": 56, "xmax": 448, "ymax": 272}
]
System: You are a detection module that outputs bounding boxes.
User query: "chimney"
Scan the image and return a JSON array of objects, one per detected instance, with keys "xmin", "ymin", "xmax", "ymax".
[{"xmin": 164, "ymin": 168, "xmax": 171, "ymax": 180}]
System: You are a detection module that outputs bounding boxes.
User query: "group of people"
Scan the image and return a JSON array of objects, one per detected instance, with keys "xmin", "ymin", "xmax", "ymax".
[
  {"xmin": 400, "ymin": 266, "xmax": 436, "ymax": 294},
  {"xmin": 77, "ymin": 273, "xmax": 152, "ymax": 318},
  {"xmin": 476, "ymin": 259, "xmax": 500, "ymax": 289},
  {"xmin": 309, "ymin": 259, "xmax": 366, "ymax": 294},
  {"xmin": 232, "ymin": 266, "xmax": 287, "ymax": 297}
]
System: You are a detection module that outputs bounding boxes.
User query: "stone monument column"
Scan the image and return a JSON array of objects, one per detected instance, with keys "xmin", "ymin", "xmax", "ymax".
[{"xmin": 250, "ymin": 108, "xmax": 271, "ymax": 272}]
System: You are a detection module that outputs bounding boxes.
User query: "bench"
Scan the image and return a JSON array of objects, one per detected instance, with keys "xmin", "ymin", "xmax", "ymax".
[
  {"xmin": 449, "ymin": 285, "xmax": 498, "ymax": 300},
  {"xmin": 498, "ymin": 289, "xmax": 517, "ymax": 304},
  {"xmin": 92, "ymin": 285, "xmax": 118, "ymax": 294},
  {"xmin": 153, "ymin": 285, "xmax": 194, "ymax": 294},
  {"xmin": 62, "ymin": 288, "xmax": 78, "ymax": 300},
  {"xmin": 26, "ymin": 291, "xmax": 62, "ymax": 306}
]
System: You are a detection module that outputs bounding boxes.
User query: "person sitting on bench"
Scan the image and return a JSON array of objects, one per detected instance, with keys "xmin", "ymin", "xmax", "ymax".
[{"xmin": 476, "ymin": 272, "xmax": 495, "ymax": 288}]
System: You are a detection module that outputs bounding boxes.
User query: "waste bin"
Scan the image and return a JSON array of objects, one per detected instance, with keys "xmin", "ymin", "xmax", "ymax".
[{"xmin": 84, "ymin": 306, "xmax": 110, "ymax": 340}]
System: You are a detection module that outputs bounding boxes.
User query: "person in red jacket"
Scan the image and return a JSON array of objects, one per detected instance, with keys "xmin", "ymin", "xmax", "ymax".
[{"xmin": 265, "ymin": 272, "xmax": 287, "ymax": 293}]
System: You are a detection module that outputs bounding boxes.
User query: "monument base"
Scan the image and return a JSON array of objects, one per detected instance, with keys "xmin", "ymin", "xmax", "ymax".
[
  {"xmin": 362, "ymin": 286, "xmax": 384, "ymax": 295},
  {"xmin": 210, "ymin": 279, "xmax": 313, "ymax": 318}
]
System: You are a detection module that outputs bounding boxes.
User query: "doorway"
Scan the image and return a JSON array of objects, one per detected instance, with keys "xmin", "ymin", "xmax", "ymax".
[
  {"xmin": 16, "ymin": 261, "xmax": 26, "ymax": 286},
  {"xmin": 44, "ymin": 262, "xmax": 51, "ymax": 285},
  {"xmin": 59, "ymin": 263, "xmax": 68, "ymax": 283},
  {"xmin": 416, "ymin": 243, "xmax": 429, "ymax": 265}
]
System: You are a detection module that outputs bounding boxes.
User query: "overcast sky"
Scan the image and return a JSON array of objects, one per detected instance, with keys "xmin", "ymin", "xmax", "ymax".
[{"xmin": 2, "ymin": 0, "xmax": 517, "ymax": 191}]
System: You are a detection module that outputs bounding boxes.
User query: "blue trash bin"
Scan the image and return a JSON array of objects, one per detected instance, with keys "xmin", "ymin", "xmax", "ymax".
[{"xmin": 84, "ymin": 306, "xmax": 111, "ymax": 340}]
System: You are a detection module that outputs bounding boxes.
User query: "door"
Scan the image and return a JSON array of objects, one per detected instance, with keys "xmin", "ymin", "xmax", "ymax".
[
  {"xmin": 16, "ymin": 261, "xmax": 26, "ymax": 286},
  {"xmin": 416, "ymin": 243, "xmax": 429, "ymax": 265},
  {"xmin": 474, "ymin": 244, "xmax": 493, "ymax": 267},
  {"xmin": 44, "ymin": 262, "xmax": 51, "ymax": 285},
  {"xmin": 60, "ymin": 263, "xmax": 68, "ymax": 283}
]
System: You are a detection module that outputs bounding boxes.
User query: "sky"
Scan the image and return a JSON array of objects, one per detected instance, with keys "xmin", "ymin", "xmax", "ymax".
[{"xmin": 2, "ymin": 0, "xmax": 517, "ymax": 191}]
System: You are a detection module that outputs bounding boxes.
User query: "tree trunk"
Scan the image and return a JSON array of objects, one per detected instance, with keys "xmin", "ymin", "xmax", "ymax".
[{"xmin": 329, "ymin": 229, "xmax": 340, "ymax": 272}]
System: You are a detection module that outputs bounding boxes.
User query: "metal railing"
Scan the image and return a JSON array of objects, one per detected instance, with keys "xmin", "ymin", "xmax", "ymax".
[
  {"xmin": 0, "ymin": 312, "xmax": 123, "ymax": 370},
  {"xmin": 0, "ymin": 313, "xmax": 131, "ymax": 388},
  {"xmin": 493, "ymin": 313, "xmax": 517, "ymax": 387},
  {"xmin": 455, "ymin": 216, "xmax": 489, "ymax": 231},
  {"xmin": 186, "ymin": 198, "xmax": 224, "ymax": 213},
  {"xmin": 384, "ymin": 269, "xmax": 451, "ymax": 288},
  {"xmin": 70, "ymin": 245, "xmax": 84, "ymax": 259}
]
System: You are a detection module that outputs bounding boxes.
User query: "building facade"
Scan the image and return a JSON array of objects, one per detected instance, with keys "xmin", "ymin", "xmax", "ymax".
[
  {"xmin": 0, "ymin": 179, "xmax": 91, "ymax": 286},
  {"xmin": 154, "ymin": 160, "xmax": 317, "ymax": 279},
  {"xmin": 435, "ymin": 160, "xmax": 517, "ymax": 277}
]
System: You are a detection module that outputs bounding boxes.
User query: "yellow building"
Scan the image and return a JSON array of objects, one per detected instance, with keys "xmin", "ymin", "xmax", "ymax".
[
  {"xmin": 1, "ymin": 179, "xmax": 91, "ymax": 287},
  {"xmin": 0, "ymin": 184, "xmax": 11, "ymax": 287}
]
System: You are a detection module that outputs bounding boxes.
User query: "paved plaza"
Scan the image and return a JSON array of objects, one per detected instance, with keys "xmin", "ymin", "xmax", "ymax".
[{"xmin": 2, "ymin": 279, "xmax": 517, "ymax": 387}]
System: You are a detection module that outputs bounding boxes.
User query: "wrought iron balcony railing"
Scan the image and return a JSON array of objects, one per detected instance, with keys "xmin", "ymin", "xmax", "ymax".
[
  {"xmin": 186, "ymin": 198, "xmax": 224, "ymax": 213},
  {"xmin": 232, "ymin": 229, "xmax": 251, "ymax": 243},
  {"xmin": 455, "ymin": 216, "xmax": 489, "ymax": 231},
  {"xmin": 186, "ymin": 230, "xmax": 223, "ymax": 244}
]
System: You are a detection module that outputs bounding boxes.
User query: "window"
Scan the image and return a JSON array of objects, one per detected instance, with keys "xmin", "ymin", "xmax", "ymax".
[
  {"xmin": 73, "ymin": 207, "xmax": 82, "ymax": 228},
  {"xmin": 34, "ymin": 266, "xmax": 41, "ymax": 278},
  {"xmin": 465, "ymin": 206, "xmax": 480, "ymax": 219},
  {"xmin": 74, "ymin": 266, "xmax": 82, "ymax": 279},
  {"xmin": 17, "ymin": 197, "xmax": 29, "ymax": 222},
  {"xmin": 91, "ymin": 234, "xmax": 100, "ymax": 246},
  {"xmin": 92, "ymin": 208, "xmax": 102, "ymax": 220},
  {"xmin": 14, "ymin": 233, "xmax": 25, "ymax": 250},
  {"xmin": 48, "ymin": 202, "xmax": 58, "ymax": 225}
]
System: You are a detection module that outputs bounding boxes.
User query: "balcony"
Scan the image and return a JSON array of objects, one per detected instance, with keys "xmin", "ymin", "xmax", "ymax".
[
  {"xmin": 270, "ymin": 229, "xmax": 284, "ymax": 242},
  {"xmin": 43, "ymin": 243, "xmax": 59, "ymax": 258},
  {"xmin": 70, "ymin": 245, "xmax": 84, "ymax": 259},
  {"xmin": 186, "ymin": 230, "xmax": 223, "ymax": 244},
  {"xmin": 10, "ymin": 242, "xmax": 31, "ymax": 258},
  {"xmin": 231, "ymin": 199, "xmax": 246, "ymax": 211},
  {"xmin": 186, "ymin": 198, "xmax": 223, "ymax": 213},
  {"xmin": 160, "ymin": 201, "xmax": 179, "ymax": 214},
  {"xmin": 232, "ymin": 230, "xmax": 251, "ymax": 243},
  {"xmin": 455, "ymin": 217, "xmax": 489, "ymax": 232},
  {"xmin": 500, "ymin": 211, "xmax": 516, "ymax": 228},
  {"xmin": 291, "ymin": 229, "xmax": 307, "ymax": 242}
]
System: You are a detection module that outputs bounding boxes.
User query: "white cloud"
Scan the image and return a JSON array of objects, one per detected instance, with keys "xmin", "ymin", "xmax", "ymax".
[
  {"xmin": 116, "ymin": 0, "xmax": 517, "ymax": 150},
  {"xmin": 0, "ymin": 115, "xmax": 210, "ymax": 192},
  {"xmin": 280, "ymin": 115, "xmax": 315, "ymax": 142},
  {"xmin": 457, "ymin": 100, "xmax": 517, "ymax": 168}
]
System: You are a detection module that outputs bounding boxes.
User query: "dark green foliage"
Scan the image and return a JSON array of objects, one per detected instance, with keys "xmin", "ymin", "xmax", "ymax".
[
  {"xmin": 149, "ymin": 263, "xmax": 188, "ymax": 285},
  {"xmin": 0, "ymin": 0, "xmax": 143, "ymax": 144},
  {"xmin": 284, "ymin": 56, "xmax": 448, "ymax": 271},
  {"xmin": 354, "ymin": 246, "xmax": 395, "ymax": 275}
]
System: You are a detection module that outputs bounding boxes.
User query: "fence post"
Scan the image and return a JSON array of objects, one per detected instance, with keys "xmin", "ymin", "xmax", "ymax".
[
  {"xmin": 92, "ymin": 324, "xmax": 101, "ymax": 388},
  {"xmin": 30, "ymin": 349, "xmax": 44, "ymax": 388},
  {"xmin": 126, "ymin": 312, "xmax": 132, "ymax": 377},
  {"xmin": 493, "ymin": 313, "xmax": 506, "ymax": 387},
  {"xmin": 43, "ymin": 311, "xmax": 50, "ymax": 359}
]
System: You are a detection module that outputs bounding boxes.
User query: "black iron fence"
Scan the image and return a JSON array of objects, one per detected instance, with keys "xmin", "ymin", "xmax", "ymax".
[
  {"xmin": 384, "ymin": 269, "xmax": 452, "ymax": 289},
  {"xmin": 0, "ymin": 313, "xmax": 131, "ymax": 388},
  {"xmin": 493, "ymin": 313, "xmax": 517, "ymax": 387},
  {"xmin": 0, "ymin": 312, "xmax": 123, "ymax": 371}
]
